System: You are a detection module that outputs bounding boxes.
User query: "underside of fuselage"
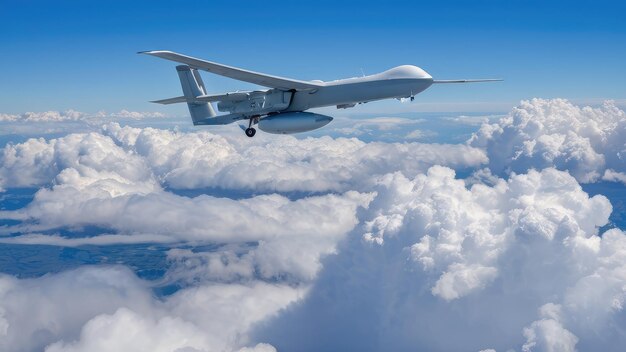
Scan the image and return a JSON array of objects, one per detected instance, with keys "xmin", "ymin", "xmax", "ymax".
[{"xmin": 286, "ymin": 77, "xmax": 434, "ymax": 111}]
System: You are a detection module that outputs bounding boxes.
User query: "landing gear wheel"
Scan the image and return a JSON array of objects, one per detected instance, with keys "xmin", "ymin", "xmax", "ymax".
[{"xmin": 245, "ymin": 127, "xmax": 256, "ymax": 137}]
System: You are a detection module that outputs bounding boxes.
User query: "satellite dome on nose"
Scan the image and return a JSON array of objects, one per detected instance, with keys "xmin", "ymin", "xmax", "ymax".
[{"xmin": 382, "ymin": 65, "xmax": 432, "ymax": 79}]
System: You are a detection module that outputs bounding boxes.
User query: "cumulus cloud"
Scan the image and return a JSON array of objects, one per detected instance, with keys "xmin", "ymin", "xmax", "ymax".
[
  {"xmin": 0, "ymin": 110, "xmax": 85, "ymax": 122},
  {"xmin": 603, "ymin": 169, "xmax": 626, "ymax": 185},
  {"xmin": 522, "ymin": 304, "xmax": 579, "ymax": 352},
  {"xmin": 0, "ymin": 127, "xmax": 379, "ymax": 283},
  {"xmin": 100, "ymin": 122, "xmax": 486, "ymax": 192},
  {"xmin": 0, "ymin": 123, "xmax": 487, "ymax": 193},
  {"xmin": 45, "ymin": 307, "xmax": 215, "ymax": 352},
  {"xmin": 0, "ymin": 132, "xmax": 156, "ymax": 191},
  {"xmin": 0, "ymin": 266, "xmax": 301, "ymax": 352},
  {"xmin": 470, "ymin": 98, "xmax": 626, "ymax": 183},
  {"xmin": 364, "ymin": 167, "xmax": 610, "ymax": 300},
  {"xmin": 0, "ymin": 122, "xmax": 487, "ymax": 282},
  {"xmin": 0, "ymin": 110, "xmax": 167, "ymax": 122},
  {"xmin": 258, "ymin": 167, "xmax": 624, "ymax": 351}
]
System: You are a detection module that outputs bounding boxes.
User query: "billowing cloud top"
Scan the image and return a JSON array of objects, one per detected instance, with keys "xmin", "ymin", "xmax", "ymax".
[
  {"xmin": 470, "ymin": 98, "xmax": 626, "ymax": 183},
  {"xmin": 0, "ymin": 123, "xmax": 487, "ymax": 193}
]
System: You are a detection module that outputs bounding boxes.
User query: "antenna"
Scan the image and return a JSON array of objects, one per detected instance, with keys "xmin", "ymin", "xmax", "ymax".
[{"xmin": 360, "ymin": 68, "xmax": 365, "ymax": 77}]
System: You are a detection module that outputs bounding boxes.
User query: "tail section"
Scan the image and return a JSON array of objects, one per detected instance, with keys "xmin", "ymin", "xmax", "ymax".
[{"xmin": 176, "ymin": 65, "xmax": 216, "ymax": 124}]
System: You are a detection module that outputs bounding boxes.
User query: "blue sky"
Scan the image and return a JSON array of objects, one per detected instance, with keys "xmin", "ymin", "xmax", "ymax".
[{"xmin": 1, "ymin": 0, "xmax": 625, "ymax": 114}]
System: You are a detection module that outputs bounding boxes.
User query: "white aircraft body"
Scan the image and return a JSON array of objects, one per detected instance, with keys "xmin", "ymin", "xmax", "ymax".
[{"xmin": 141, "ymin": 51, "xmax": 501, "ymax": 137}]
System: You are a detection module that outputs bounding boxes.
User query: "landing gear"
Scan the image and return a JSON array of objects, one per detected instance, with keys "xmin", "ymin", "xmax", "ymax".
[
  {"xmin": 244, "ymin": 116, "xmax": 258, "ymax": 137},
  {"xmin": 245, "ymin": 127, "xmax": 256, "ymax": 137},
  {"xmin": 410, "ymin": 96, "xmax": 415, "ymax": 102}
]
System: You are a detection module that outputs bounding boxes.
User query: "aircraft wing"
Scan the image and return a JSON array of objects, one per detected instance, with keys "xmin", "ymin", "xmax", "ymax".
[
  {"xmin": 193, "ymin": 112, "xmax": 246, "ymax": 126},
  {"xmin": 151, "ymin": 96, "xmax": 187, "ymax": 105},
  {"xmin": 140, "ymin": 50, "xmax": 323, "ymax": 90},
  {"xmin": 151, "ymin": 92, "xmax": 253, "ymax": 105},
  {"xmin": 433, "ymin": 79, "xmax": 503, "ymax": 83}
]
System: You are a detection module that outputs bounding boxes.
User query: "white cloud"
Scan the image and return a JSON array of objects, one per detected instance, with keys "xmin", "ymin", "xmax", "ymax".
[
  {"xmin": 0, "ymin": 110, "xmax": 85, "ymax": 122},
  {"xmin": 431, "ymin": 263, "xmax": 498, "ymax": 300},
  {"xmin": 0, "ymin": 110, "xmax": 173, "ymax": 137},
  {"xmin": 469, "ymin": 99, "xmax": 626, "ymax": 183},
  {"xmin": 444, "ymin": 114, "xmax": 499, "ymax": 126},
  {"xmin": 257, "ymin": 167, "xmax": 623, "ymax": 352},
  {"xmin": 4, "ymin": 186, "xmax": 366, "ymax": 242},
  {"xmin": 106, "ymin": 110, "xmax": 167, "ymax": 119},
  {"xmin": 404, "ymin": 128, "xmax": 437, "ymax": 140},
  {"xmin": 522, "ymin": 304, "xmax": 578, "ymax": 352},
  {"xmin": 1, "ymin": 186, "xmax": 369, "ymax": 282},
  {"xmin": 363, "ymin": 167, "xmax": 610, "ymax": 300},
  {"xmin": 101, "ymin": 122, "xmax": 486, "ymax": 192},
  {"xmin": 330, "ymin": 116, "xmax": 426, "ymax": 136},
  {"xmin": 0, "ymin": 132, "xmax": 156, "ymax": 191},
  {"xmin": 0, "ymin": 266, "xmax": 302, "ymax": 352},
  {"xmin": 602, "ymin": 169, "xmax": 626, "ymax": 185},
  {"xmin": 0, "ymin": 132, "xmax": 372, "ymax": 282},
  {"xmin": 45, "ymin": 307, "xmax": 213, "ymax": 352},
  {"xmin": 0, "ymin": 110, "xmax": 168, "ymax": 123},
  {"xmin": 0, "ymin": 123, "xmax": 487, "ymax": 193},
  {"xmin": 0, "ymin": 267, "xmax": 154, "ymax": 352}
]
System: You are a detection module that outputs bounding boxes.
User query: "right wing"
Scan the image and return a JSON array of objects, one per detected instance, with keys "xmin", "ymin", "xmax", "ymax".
[
  {"xmin": 432, "ymin": 79, "xmax": 503, "ymax": 84},
  {"xmin": 140, "ymin": 50, "xmax": 323, "ymax": 90}
]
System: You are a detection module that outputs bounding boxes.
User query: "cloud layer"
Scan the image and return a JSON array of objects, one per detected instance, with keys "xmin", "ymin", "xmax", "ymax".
[
  {"xmin": 1, "ymin": 99, "xmax": 625, "ymax": 351},
  {"xmin": 100, "ymin": 122, "xmax": 487, "ymax": 192},
  {"xmin": 0, "ymin": 110, "xmax": 166, "ymax": 122},
  {"xmin": 0, "ymin": 122, "xmax": 487, "ymax": 193},
  {"xmin": 0, "ymin": 266, "xmax": 301, "ymax": 352}
]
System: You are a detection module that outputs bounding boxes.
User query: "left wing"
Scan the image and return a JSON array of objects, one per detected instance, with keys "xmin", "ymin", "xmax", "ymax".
[
  {"xmin": 140, "ymin": 50, "xmax": 323, "ymax": 90},
  {"xmin": 193, "ymin": 112, "xmax": 246, "ymax": 126},
  {"xmin": 151, "ymin": 92, "xmax": 254, "ymax": 105},
  {"xmin": 151, "ymin": 96, "xmax": 187, "ymax": 105}
]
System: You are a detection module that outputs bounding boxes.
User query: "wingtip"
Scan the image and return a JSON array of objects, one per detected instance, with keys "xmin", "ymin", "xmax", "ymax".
[{"xmin": 138, "ymin": 50, "xmax": 172, "ymax": 55}]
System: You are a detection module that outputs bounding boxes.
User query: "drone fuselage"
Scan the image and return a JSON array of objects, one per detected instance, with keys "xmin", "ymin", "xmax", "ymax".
[{"xmin": 142, "ymin": 50, "xmax": 500, "ymax": 136}]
